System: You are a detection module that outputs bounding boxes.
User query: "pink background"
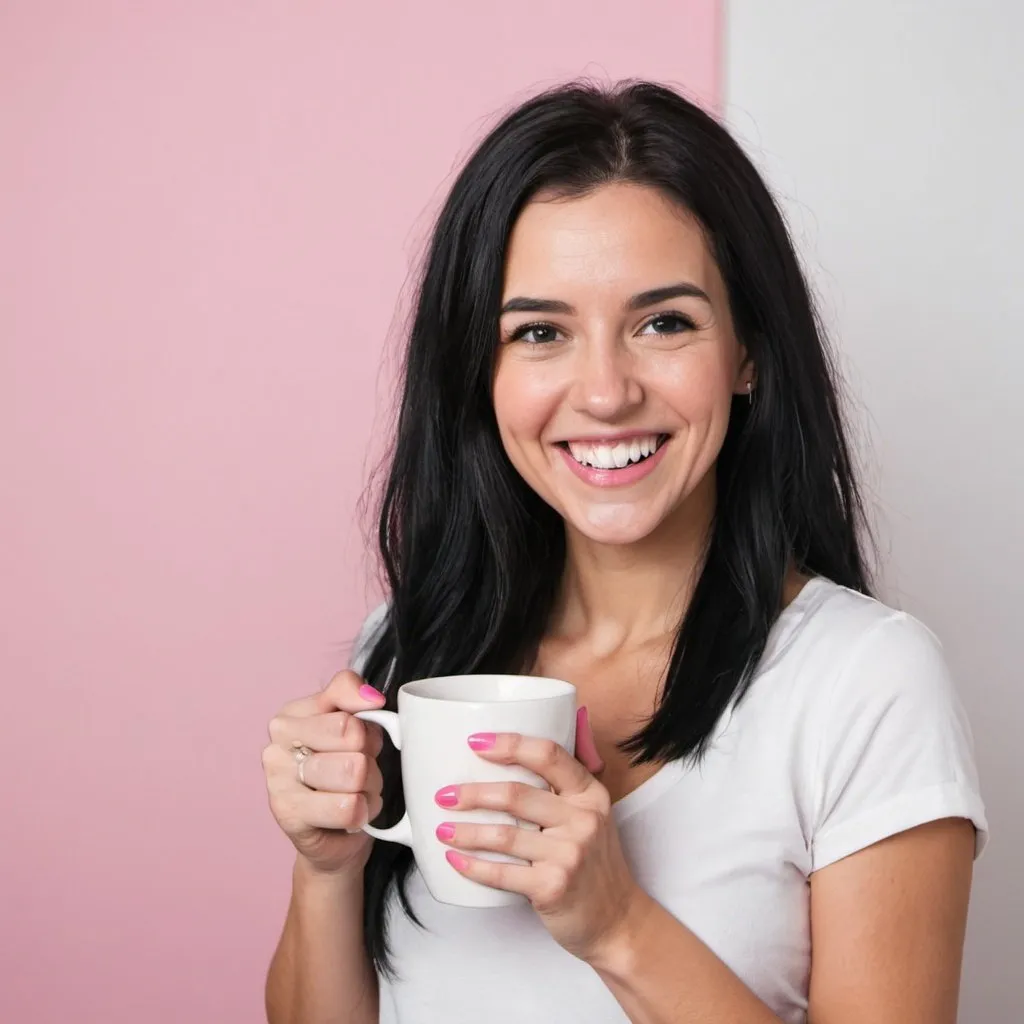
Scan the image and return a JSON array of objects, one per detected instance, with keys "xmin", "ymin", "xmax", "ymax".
[{"xmin": 0, "ymin": 3, "xmax": 718, "ymax": 1021}]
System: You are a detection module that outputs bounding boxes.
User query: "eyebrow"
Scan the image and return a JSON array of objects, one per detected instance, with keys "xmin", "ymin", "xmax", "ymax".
[{"xmin": 499, "ymin": 282, "xmax": 712, "ymax": 316}]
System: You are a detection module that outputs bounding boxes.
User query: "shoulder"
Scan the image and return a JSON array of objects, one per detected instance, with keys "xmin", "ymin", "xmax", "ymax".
[
  {"xmin": 769, "ymin": 578, "xmax": 953, "ymax": 703},
  {"xmin": 773, "ymin": 579, "xmax": 966, "ymax": 757},
  {"xmin": 775, "ymin": 580, "xmax": 987, "ymax": 869}
]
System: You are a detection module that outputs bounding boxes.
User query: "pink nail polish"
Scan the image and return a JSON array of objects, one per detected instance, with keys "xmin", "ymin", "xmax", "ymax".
[
  {"xmin": 436, "ymin": 822, "xmax": 456, "ymax": 841},
  {"xmin": 359, "ymin": 684, "xmax": 385, "ymax": 703},
  {"xmin": 468, "ymin": 732, "xmax": 496, "ymax": 751},
  {"xmin": 446, "ymin": 850, "xmax": 469, "ymax": 871},
  {"xmin": 576, "ymin": 704, "xmax": 605, "ymax": 773},
  {"xmin": 435, "ymin": 785, "xmax": 459, "ymax": 808}
]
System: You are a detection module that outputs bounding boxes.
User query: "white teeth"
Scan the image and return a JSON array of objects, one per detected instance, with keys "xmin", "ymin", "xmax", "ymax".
[{"xmin": 566, "ymin": 434, "xmax": 663, "ymax": 470}]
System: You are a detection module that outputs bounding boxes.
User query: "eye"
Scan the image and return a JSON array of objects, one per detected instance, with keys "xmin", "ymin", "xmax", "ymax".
[
  {"xmin": 638, "ymin": 312, "xmax": 698, "ymax": 335},
  {"xmin": 508, "ymin": 321, "xmax": 563, "ymax": 344}
]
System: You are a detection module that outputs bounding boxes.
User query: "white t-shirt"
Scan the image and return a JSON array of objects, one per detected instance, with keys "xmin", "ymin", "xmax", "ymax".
[{"xmin": 352, "ymin": 578, "xmax": 988, "ymax": 1024}]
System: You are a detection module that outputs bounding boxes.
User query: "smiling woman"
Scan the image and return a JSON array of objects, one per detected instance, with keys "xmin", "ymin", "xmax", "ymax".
[{"xmin": 262, "ymin": 80, "xmax": 987, "ymax": 1024}]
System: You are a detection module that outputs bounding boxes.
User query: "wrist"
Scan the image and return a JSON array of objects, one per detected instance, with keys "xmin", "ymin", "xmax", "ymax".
[
  {"xmin": 293, "ymin": 854, "xmax": 366, "ymax": 896},
  {"xmin": 585, "ymin": 885, "xmax": 657, "ymax": 980}
]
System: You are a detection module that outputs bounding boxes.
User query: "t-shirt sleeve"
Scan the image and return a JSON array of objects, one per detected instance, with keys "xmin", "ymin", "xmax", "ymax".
[
  {"xmin": 349, "ymin": 601, "xmax": 389, "ymax": 675},
  {"xmin": 809, "ymin": 610, "xmax": 988, "ymax": 872}
]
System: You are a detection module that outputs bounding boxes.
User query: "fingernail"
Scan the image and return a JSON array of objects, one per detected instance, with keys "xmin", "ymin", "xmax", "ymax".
[
  {"xmin": 435, "ymin": 785, "xmax": 460, "ymax": 808},
  {"xmin": 436, "ymin": 822, "xmax": 456, "ymax": 841},
  {"xmin": 576, "ymin": 705, "xmax": 605, "ymax": 773},
  {"xmin": 359, "ymin": 684, "xmax": 385, "ymax": 703},
  {"xmin": 446, "ymin": 850, "xmax": 469, "ymax": 871},
  {"xmin": 467, "ymin": 732, "xmax": 496, "ymax": 751}
]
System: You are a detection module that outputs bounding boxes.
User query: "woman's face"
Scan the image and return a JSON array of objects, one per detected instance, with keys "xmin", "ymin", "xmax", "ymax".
[{"xmin": 492, "ymin": 182, "xmax": 751, "ymax": 547}]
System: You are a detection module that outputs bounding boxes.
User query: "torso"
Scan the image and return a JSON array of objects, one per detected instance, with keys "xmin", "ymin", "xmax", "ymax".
[
  {"xmin": 370, "ymin": 577, "xmax": 986, "ymax": 1024},
  {"xmin": 376, "ymin": 578, "xmax": 839, "ymax": 1023}
]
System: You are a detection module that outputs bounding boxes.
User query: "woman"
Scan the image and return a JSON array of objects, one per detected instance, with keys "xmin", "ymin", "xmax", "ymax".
[{"xmin": 262, "ymin": 80, "xmax": 987, "ymax": 1023}]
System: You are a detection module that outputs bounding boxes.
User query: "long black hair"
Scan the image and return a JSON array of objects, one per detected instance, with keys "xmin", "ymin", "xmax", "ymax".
[{"xmin": 358, "ymin": 78, "xmax": 871, "ymax": 975}]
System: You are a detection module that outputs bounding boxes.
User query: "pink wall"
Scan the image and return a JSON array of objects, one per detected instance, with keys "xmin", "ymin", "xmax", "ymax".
[{"xmin": 0, "ymin": 3, "xmax": 718, "ymax": 1020}]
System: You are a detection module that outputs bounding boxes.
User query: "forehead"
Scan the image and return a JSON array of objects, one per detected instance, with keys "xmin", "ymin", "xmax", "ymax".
[{"xmin": 502, "ymin": 183, "xmax": 716, "ymax": 298}]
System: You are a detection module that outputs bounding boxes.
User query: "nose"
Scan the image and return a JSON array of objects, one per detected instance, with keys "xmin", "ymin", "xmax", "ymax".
[{"xmin": 569, "ymin": 336, "xmax": 644, "ymax": 420}]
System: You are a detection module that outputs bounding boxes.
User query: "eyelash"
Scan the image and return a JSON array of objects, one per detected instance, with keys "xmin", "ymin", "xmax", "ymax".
[{"xmin": 507, "ymin": 311, "xmax": 698, "ymax": 344}]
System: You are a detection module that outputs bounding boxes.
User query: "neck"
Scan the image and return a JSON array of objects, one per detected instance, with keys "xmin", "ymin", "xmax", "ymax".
[{"xmin": 552, "ymin": 474, "xmax": 716, "ymax": 653}]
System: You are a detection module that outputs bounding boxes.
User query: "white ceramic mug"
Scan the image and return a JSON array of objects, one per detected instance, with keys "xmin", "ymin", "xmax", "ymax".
[{"xmin": 355, "ymin": 674, "xmax": 576, "ymax": 908}]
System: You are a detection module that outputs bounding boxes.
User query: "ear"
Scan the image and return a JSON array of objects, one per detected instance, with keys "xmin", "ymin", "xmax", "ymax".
[{"xmin": 732, "ymin": 350, "xmax": 757, "ymax": 398}]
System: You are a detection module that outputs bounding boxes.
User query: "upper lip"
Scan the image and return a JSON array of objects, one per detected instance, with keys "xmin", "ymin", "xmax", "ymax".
[{"xmin": 553, "ymin": 430, "xmax": 669, "ymax": 444}]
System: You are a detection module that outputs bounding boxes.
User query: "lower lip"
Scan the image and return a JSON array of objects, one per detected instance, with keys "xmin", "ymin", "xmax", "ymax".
[{"xmin": 557, "ymin": 439, "xmax": 670, "ymax": 487}]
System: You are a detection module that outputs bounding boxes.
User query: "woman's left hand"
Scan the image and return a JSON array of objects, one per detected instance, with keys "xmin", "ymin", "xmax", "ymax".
[{"xmin": 433, "ymin": 707, "xmax": 644, "ymax": 963}]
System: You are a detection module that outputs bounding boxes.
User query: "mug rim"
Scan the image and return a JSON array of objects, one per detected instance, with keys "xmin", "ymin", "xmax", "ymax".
[{"xmin": 399, "ymin": 673, "xmax": 575, "ymax": 703}]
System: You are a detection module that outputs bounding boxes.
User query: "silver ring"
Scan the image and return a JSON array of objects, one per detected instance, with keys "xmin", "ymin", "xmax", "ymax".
[{"xmin": 292, "ymin": 743, "xmax": 313, "ymax": 787}]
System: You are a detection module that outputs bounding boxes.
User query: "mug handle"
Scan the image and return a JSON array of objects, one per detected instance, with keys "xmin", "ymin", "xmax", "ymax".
[{"xmin": 353, "ymin": 710, "xmax": 413, "ymax": 847}]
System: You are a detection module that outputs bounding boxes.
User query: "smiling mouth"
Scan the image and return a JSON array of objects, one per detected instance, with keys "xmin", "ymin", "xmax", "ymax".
[{"xmin": 557, "ymin": 433, "xmax": 670, "ymax": 470}]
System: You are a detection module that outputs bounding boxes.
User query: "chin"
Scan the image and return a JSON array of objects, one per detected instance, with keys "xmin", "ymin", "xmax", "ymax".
[{"xmin": 564, "ymin": 501, "xmax": 665, "ymax": 546}]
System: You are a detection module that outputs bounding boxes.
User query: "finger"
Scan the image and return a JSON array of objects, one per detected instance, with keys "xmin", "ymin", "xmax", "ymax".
[
  {"xmin": 298, "ymin": 750, "xmax": 383, "ymax": 797},
  {"xmin": 274, "ymin": 669, "xmax": 385, "ymax": 721},
  {"xmin": 435, "ymin": 781, "xmax": 568, "ymax": 828},
  {"xmin": 436, "ymin": 820, "xmax": 577, "ymax": 866},
  {"xmin": 316, "ymin": 669, "xmax": 386, "ymax": 715},
  {"xmin": 289, "ymin": 788, "xmax": 381, "ymax": 831},
  {"xmin": 262, "ymin": 742, "xmax": 380, "ymax": 799},
  {"xmin": 268, "ymin": 711, "xmax": 384, "ymax": 756},
  {"xmin": 468, "ymin": 732, "xmax": 593, "ymax": 796},
  {"xmin": 444, "ymin": 851, "xmax": 570, "ymax": 908},
  {"xmin": 574, "ymin": 706, "xmax": 605, "ymax": 774}
]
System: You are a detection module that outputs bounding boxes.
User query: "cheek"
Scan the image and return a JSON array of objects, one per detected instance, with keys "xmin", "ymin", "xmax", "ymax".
[
  {"xmin": 648, "ymin": 348, "xmax": 736, "ymax": 424},
  {"xmin": 492, "ymin": 359, "xmax": 562, "ymax": 450}
]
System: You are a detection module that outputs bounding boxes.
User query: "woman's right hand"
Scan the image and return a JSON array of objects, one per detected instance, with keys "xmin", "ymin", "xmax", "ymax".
[{"xmin": 262, "ymin": 670, "xmax": 387, "ymax": 876}]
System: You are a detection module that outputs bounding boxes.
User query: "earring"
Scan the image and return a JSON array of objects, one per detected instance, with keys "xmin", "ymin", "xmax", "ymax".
[{"xmin": 747, "ymin": 380, "xmax": 754, "ymax": 406}]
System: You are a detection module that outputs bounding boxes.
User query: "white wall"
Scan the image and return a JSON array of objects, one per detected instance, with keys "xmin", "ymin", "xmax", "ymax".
[{"xmin": 725, "ymin": 2, "xmax": 1023, "ymax": 1019}]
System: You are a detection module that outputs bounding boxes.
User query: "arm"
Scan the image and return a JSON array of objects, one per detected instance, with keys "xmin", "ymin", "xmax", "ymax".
[
  {"xmin": 807, "ymin": 817, "xmax": 974, "ymax": 1023},
  {"xmin": 266, "ymin": 856, "xmax": 378, "ymax": 1024},
  {"xmin": 588, "ymin": 888, "xmax": 784, "ymax": 1024},
  {"xmin": 262, "ymin": 665, "xmax": 390, "ymax": 1024},
  {"xmin": 587, "ymin": 817, "xmax": 975, "ymax": 1024}
]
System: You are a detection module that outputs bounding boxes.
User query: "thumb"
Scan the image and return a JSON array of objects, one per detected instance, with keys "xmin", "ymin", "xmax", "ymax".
[{"xmin": 574, "ymin": 706, "xmax": 605, "ymax": 774}]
